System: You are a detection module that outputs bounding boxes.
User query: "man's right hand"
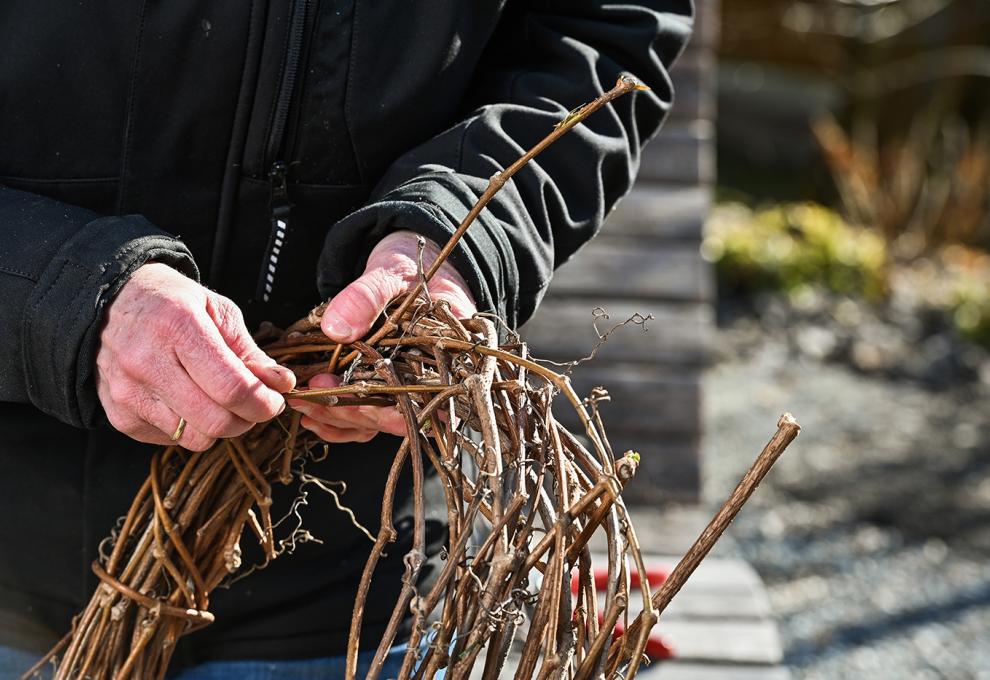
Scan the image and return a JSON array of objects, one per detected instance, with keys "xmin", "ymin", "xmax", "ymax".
[{"xmin": 95, "ymin": 263, "xmax": 296, "ymax": 451}]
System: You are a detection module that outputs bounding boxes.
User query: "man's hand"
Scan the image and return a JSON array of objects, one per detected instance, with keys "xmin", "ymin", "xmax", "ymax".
[
  {"xmin": 96, "ymin": 263, "xmax": 296, "ymax": 451},
  {"xmin": 290, "ymin": 230, "xmax": 476, "ymax": 443}
]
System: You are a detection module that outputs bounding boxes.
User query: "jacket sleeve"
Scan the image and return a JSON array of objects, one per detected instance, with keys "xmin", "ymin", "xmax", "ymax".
[
  {"xmin": 0, "ymin": 185, "xmax": 199, "ymax": 427},
  {"xmin": 318, "ymin": 1, "xmax": 693, "ymax": 329}
]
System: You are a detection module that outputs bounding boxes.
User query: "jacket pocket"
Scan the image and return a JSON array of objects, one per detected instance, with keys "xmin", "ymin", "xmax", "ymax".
[
  {"xmin": 241, "ymin": 0, "xmax": 360, "ymax": 304},
  {"xmin": 226, "ymin": 177, "xmax": 369, "ymax": 329},
  {"xmin": 240, "ymin": 0, "xmax": 358, "ymax": 186}
]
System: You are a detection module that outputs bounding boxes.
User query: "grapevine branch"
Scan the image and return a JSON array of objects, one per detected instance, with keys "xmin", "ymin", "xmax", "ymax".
[{"xmin": 31, "ymin": 76, "xmax": 801, "ymax": 680}]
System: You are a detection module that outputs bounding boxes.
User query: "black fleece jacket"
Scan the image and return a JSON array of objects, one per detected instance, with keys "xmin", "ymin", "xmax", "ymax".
[{"xmin": 0, "ymin": 0, "xmax": 692, "ymax": 665}]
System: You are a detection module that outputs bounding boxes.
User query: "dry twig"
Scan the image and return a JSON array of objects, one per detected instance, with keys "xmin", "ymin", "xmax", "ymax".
[{"xmin": 31, "ymin": 77, "xmax": 800, "ymax": 680}]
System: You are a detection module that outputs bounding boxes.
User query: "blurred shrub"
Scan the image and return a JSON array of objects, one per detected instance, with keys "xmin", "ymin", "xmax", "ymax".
[
  {"xmin": 704, "ymin": 202, "xmax": 990, "ymax": 348},
  {"xmin": 718, "ymin": 0, "xmax": 990, "ymax": 248},
  {"xmin": 703, "ymin": 202, "xmax": 888, "ymax": 300},
  {"xmin": 941, "ymin": 246, "xmax": 990, "ymax": 346}
]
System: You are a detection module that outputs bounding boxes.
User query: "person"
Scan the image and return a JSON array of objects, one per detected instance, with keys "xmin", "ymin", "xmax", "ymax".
[{"xmin": 0, "ymin": 1, "xmax": 692, "ymax": 677}]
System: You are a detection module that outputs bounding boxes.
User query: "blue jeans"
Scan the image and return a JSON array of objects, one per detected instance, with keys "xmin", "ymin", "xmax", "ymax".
[{"xmin": 0, "ymin": 644, "xmax": 411, "ymax": 680}]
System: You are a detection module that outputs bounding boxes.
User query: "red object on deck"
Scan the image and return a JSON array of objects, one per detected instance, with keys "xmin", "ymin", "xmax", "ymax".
[{"xmin": 570, "ymin": 566, "xmax": 675, "ymax": 660}]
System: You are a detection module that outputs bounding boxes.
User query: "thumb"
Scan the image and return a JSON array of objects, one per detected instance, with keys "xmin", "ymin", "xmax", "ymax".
[
  {"xmin": 206, "ymin": 295, "xmax": 296, "ymax": 393},
  {"xmin": 321, "ymin": 269, "xmax": 407, "ymax": 343}
]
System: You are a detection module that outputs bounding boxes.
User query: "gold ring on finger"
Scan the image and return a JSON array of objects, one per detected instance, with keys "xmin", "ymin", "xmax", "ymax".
[{"xmin": 170, "ymin": 417, "xmax": 187, "ymax": 442}]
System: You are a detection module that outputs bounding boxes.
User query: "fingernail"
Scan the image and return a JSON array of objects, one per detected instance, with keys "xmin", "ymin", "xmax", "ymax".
[
  {"xmin": 277, "ymin": 402, "xmax": 286, "ymax": 415},
  {"xmin": 323, "ymin": 317, "xmax": 354, "ymax": 340}
]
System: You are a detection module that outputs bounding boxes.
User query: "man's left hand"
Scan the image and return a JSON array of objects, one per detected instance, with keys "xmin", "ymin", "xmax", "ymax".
[{"xmin": 289, "ymin": 230, "xmax": 476, "ymax": 442}]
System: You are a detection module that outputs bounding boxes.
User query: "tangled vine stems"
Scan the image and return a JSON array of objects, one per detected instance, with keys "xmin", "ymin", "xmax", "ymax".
[
  {"xmin": 335, "ymin": 74, "xmax": 650, "ymax": 372},
  {"xmin": 29, "ymin": 75, "xmax": 801, "ymax": 680}
]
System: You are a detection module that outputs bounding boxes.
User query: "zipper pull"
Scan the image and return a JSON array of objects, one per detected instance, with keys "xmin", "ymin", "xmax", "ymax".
[
  {"xmin": 259, "ymin": 162, "xmax": 291, "ymax": 302},
  {"xmin": 270, "ymin": 160, "xmax": 289, "ymax": 208}
]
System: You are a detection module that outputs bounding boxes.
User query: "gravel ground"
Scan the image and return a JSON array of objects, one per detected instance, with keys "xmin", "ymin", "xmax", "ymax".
[{"xmin": 704, "ymin": 313, "xmax": 990, "ymax": 679}]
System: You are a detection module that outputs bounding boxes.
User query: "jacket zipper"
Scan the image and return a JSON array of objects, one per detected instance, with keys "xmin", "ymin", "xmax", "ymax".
[{"xmin": 258, "ymin": 0, "xmax": 309, "ymax": 302}]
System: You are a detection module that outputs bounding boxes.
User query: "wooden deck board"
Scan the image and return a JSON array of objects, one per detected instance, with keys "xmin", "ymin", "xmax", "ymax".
[
  {"xmin": 551, "ymin": 364, "xmax": 702, "ymax": 436},
  {"xmin": 625, "ymin": 506, "xmax": 739, "ymax": 557},
  {"xmin": 654, "ymin": 619, "xmax": 783, "ymax": 665},
  {"xmin": 604, "ymin": 185, "xmax": 711, "ymax": 240},
  {"xmin": 549, "ymin": 238, "xmax": 714, "ymax": 303},
  {"xmin": 522, "ymin": 297, "xmax": 713, "ymax": 366},
  {"xmin": 640, "ymin": 661, "xmax": 791, "ymax": 680},
  {"xmin": 638, "ymin": 120, "xmax": 716, "ymax": 185},
  {"xmin": 663, "ymin": 590, "xmax": 773, "ymax": 620}
]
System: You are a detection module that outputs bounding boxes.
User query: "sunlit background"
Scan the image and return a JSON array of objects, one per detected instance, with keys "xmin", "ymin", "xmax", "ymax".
[{"xmin": 705, "ymin": 1, "xmax": 990, "ymax": 677}]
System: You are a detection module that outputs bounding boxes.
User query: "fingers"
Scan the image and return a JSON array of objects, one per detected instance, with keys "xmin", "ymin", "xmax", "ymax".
[
  {"xmin": 307, "ymin": 229, "xmax": 478, "ymax": 447},
  {"xmin": 321, "ymin": 268, "xmax": 407, "ymax": 343},
  {"xmin": 290, "ymin": 373, "xmax": 408, "ymax": 441},
  {"xmin": 294, "ymin": 414, "xmax": 379, "ymax": 443},
  {"xmin": 174, "ymin": 308, "xmax": 287, "ymax": 424},
  {"xmin": 96, "ymin": 372, "xmax": 218, "ymax": 451},
  {"xmin": 307, "ymin": 373, "xmax": 407, "ymax": 435},
  {"xmin": 97, "ymin": 350, "xmax": 253, "ymax": 450},
  {"xmin": 429, "ymin": 275, "xmax": 478, "ymax": 320},
  {"xmin": 96, "ymin": 264, "xmax": 292, "ymax": 448},
  {"xmin": 154, "ymin": 358, "xmax": 255, "ymax": 441},
  {"xmin": 321, "ymin": 231, "xmax": 478, "ymax": 344},
  {"xmin": 292, "ymin": 400, "xmax": 407, "ymax": 438},
  {"xmin": 206, "ymin": 294, "xmax": 297, "ymax": 393}
]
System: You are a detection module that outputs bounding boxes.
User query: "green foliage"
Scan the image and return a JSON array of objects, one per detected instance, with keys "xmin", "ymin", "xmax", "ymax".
[
  {"xmin": 954, "ymin": 295, "xmax": 990, "ymax": 347},
  {"xmin": 942, "ymin": 246, "xmax": 990, "ymax": 347},
  {"xmin": 704, "ymin": 202, "xmax": 990, "ymax": 349},
  {"xmin": 703, "ymin": 202, "xmax": 889, "ymax": 302}
]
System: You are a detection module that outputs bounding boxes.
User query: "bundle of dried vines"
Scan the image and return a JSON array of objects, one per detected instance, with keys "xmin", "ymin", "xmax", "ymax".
[{"xmin": 27, "ymin": 77, "xmax": 801, "ymax": 680}]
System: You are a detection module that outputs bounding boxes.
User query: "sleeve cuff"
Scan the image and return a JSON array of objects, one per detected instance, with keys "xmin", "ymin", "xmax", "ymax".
[
  {"xmin": 22, "ymin": 214, "xmax": 199, "ymax": 427},
  {"xmin": 318, "ymin": 174, "xmax": 522, "ymax": 326}
]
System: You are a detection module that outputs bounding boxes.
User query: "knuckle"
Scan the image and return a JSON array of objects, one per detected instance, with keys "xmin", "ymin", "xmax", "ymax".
[
  {"xmin": 131, "ymin": 393, "xmax": 160, "ymax": 425},
  {"xmin": 155, "ymin": 296, "xmax": 194, "ymax": 328},
  {"xmin": 153, "ymin": 315, "xmax": 202, "ymax": 348},
  {"xmin": 214, "ymin": 373, "xmax": 255, "ymax": 407},
  {"xmin": 375, "ymin": 257, "xmax": 417, "ymax": 288},
  {"xmin": 157, "ymin": 305, "xmax": 203, "ymax": 348},
  {"xmin": 118, "ymin": 345, "xmax": 156, "ymax": 376},
  {"xmin": 104, "ymin": 407, "xmax": 136, "ymax": 436},
  {"xmin": 357, "ymin": 405, "xmax": 387, "ymax": 424},
  {"xmin": 367, "ymin": 268, "xmax": 410, "ymax": 301},
  {"xmin": 209, "ymin": 294, "xmax": 244, "ymax": 328},
  {"xmin": 223, "ymin": 298, "xmax": 244, "ymax": 325},
  {"xmin": 200, "ymin": 410, "xmax": 242, "ymax": 439},
  {"xmin": 184, "ymin": 434, "xmax": 216, "ymax": 452},
  {"xmin": 323, "ymin": 414, "xmax": 352, "ymax": 431},
  {"xmin": 298, "ymin": 403, "xmax": 325, "ymax": 422},
  {"xmin": 107, "ymin": 379, "xmax": 137, "ymax": 410},
  {"xmin": 349, "ymin": 277, "xmax": 388, "ymax": 312},
  {"xmin": 95, "ymin": 341, "xmax": 118, "ymax": 374}
]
